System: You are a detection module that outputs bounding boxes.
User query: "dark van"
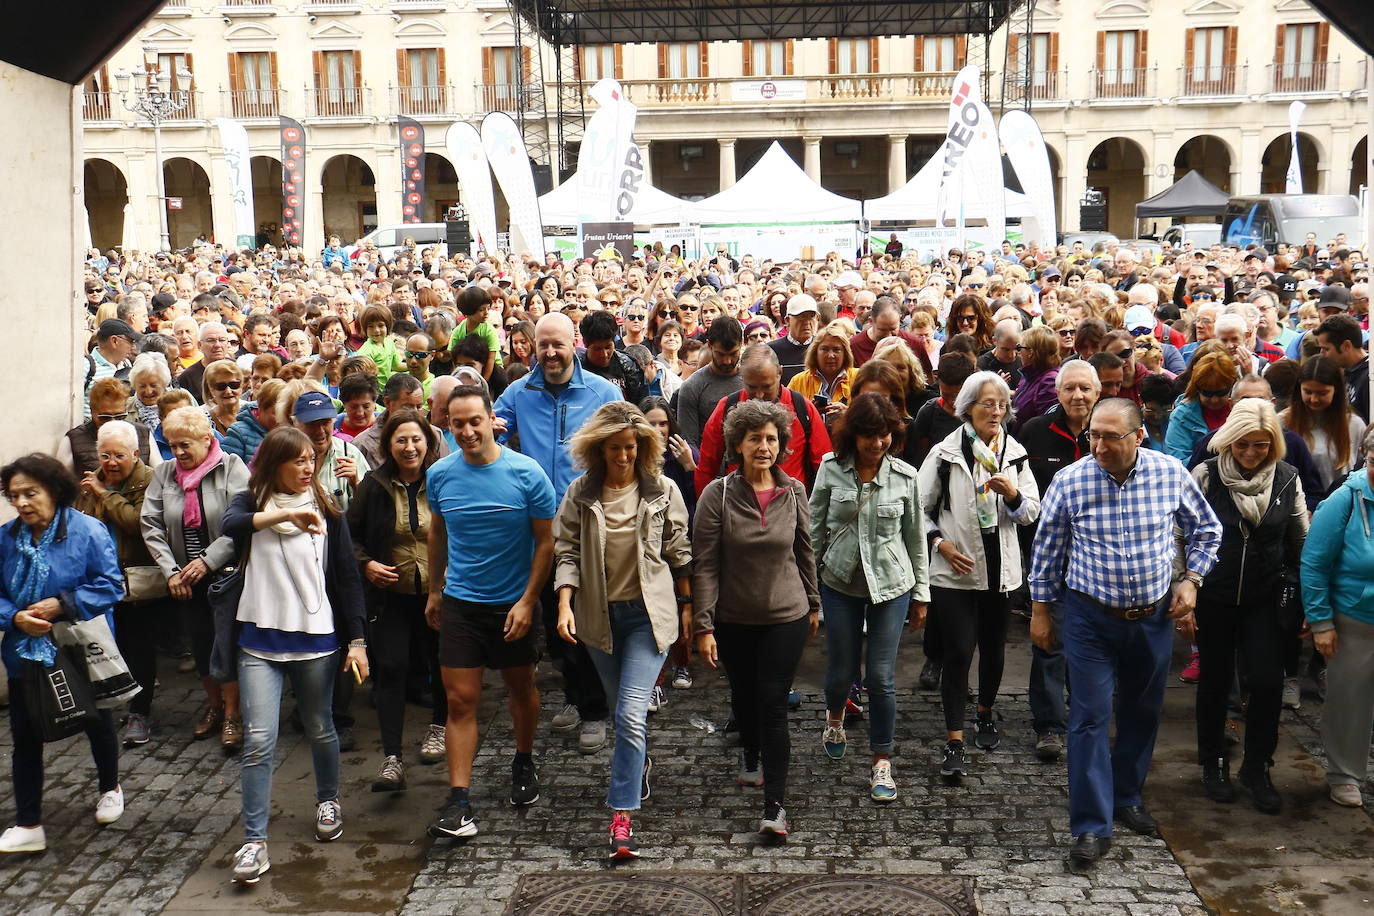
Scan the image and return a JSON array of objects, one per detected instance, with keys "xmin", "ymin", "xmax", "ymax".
[{"xmin": 1221, "ymin": 194, "xmax": 1361, "ymax": 250}]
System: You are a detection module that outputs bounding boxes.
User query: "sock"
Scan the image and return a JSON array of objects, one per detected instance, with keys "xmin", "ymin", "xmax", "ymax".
[{"xmin": 449, "ymin": 786, "xmax": 470, "ymax": 805}]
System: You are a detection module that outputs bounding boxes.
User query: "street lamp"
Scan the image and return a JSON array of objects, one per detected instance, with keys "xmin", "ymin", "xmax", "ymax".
[{"xmin": 113, "ymin": 46, "xmax": 193, "ymax": 253}]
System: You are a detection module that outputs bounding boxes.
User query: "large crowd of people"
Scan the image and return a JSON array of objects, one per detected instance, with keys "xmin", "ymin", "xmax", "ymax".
[{"xmin": 0, "ymin": 230, "xmax": 1368, "ymax": 876}]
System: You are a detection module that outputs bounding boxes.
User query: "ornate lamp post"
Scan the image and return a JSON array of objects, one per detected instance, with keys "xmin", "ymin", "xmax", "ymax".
[{"xmin": 113, "ymin": 44, "xmax": 193, "ymax": 252}]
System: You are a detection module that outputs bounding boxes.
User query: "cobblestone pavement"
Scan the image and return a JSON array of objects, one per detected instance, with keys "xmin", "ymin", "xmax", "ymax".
[{"xmin": 1, "ymin": 629, "xmax": 1370, "ymax": 915}]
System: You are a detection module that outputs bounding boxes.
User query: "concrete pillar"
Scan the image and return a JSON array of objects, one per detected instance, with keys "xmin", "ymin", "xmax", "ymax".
[
  {"xmin": 887, "ymin": 134, "xmax": 908, "ymax": 193},
  {"xmin": 1237, "ymin": 129, "xmax": 1263, "ymax": 195},
  {"xmin": 641, "ymin": 139, "xmax": 653, "ymax": 188},
  {"xmin": 1062, "ymin": 133, "xmax": 1088, "ymax": 233},
  {"xmin": 375, "ymin": 146, "xmax": 403, "ymax": 227},
  {"xmin": 1149, "ymin": 135, "xmax": 1174, "ymax": 198},
  {"xmin": 1325, "ymin": 125, "xmax": 1348, "ymax": 196},
  {"xmin": 718, "ymin": 138, "xmax": 736, "ymax": 190},
  {"xmin": 207, "ymin": 149, "xmax": 238, "ymax": 249},
  {"xmin": 123, "ymin": 150, "xmax": 160, "ymax": 253},
  {"xmin": 804, "ymin": 135, "xmax": 822, "ymax": 183}
]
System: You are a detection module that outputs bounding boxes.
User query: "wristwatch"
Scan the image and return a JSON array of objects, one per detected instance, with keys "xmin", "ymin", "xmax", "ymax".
[{"xmin": 1182, "ymin": 571, "xmax": 1203, "ymax": 588}]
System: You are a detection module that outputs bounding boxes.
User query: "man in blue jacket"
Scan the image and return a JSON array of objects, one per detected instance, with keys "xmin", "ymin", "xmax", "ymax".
[
  {"xmin": 493, "ymin": 312, "xmax": 621, "ymax": 754},
  {"xmin": 321, "ymin": 236, "xmax": 352, "ymax": 271}
]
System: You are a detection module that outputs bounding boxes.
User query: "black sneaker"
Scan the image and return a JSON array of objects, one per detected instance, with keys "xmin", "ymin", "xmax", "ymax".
[
  {"xmin": 510, "ymin": 756, "xmax": 539, "ymax": 806},
  {"xmin": 940, "ymin": 739, "xmax": 968, "ymax": 780},
  {"xmin": 1202, "ymin": 757, "xmax": 1236, "ymax": 803},
  {"xmin": 918, "ymin": 659, "xmax": 942, "ymax": 690},
  {"xmin": 758, "ymin": 799, "xmax": 789, "ymax": 836},
  {"xmin": 1237, "ymin": 765, "xmax": 1282, "ymax": 815},
  {"xmin": 973, "ymin": 712, "xmax": 1000, "ymax": 750},
  {"xmin": 429, "ymin": 798, "xmax": 478, "ymax": 838},
  {"xmin": 640, "ymin": 755, "xmax": 652, "ymax": 802}
]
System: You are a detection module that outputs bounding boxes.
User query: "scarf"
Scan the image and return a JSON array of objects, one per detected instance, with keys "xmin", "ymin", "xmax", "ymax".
[
  {"xmin": 135, "ymin": 400, "xmax": 160, "ymax": 430},
  {"xmin": 174, "ymin": 437, "xmax": 223, "ymax": 530},
  {"xmin": 8, "ymin": 509, "xmax": 62, "ymax": 666},
  {"xmin": 1216, "ymin": 451, "xmax": 1275, "ymax": 528},
  {"xmin": 266, "ymin": 490, "xmax": 319, "ymax": 536},
  {"xmin": 964, "ymin": 422, "xmax": 1004, "ymax": 530}
]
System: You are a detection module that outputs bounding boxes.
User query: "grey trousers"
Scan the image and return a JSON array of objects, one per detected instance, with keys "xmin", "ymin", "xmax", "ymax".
[{"xmin": 1323, "ymin": 613, "xmax": 1374, "ymax": 787}]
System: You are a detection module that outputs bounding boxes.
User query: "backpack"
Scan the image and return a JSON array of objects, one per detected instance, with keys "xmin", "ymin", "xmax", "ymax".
[
  {"xmin": 718, "ymin": 388, "xmax": 815, "ymax": 486},
  {"xmin": 929, "ymin": 441, "xmax": 1028, "ymax": 514}
]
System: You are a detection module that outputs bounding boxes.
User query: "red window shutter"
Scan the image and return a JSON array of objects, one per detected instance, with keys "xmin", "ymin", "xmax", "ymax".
[
  {"xmin": 482, "ymin": 47, "xmax": 494, "ymax": 85},
  {"xmin": 228, "ymin": 53, "xmax": 242, "ymax": 92},
  {"xmin": 1008, "ymin": 34, "xmax": 1019, "ymax": 72}
]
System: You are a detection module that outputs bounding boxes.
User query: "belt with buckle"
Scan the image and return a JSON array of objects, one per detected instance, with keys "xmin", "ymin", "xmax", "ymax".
[{"xmin": 1073, "ymin": 590, "xmax": 1161, "ymax": 621}]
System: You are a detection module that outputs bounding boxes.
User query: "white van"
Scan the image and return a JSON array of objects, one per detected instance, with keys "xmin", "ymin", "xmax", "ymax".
[
  {"xmin": 1162, "ymin": 223, "xmax": 1221, "ymax": 248},
  {"xmin": 348, "ymin": 223, "xmax": 448, "ymax": 261}
]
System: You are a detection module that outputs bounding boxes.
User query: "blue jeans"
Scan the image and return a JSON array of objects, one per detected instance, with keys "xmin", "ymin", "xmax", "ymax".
[
  {"xmin": 238, "ymin": 650, "xmax": 340, "ymax": 842},
  {"xmin": 1028, "ymin": 601, "xmax": 1068, "ymax": 735},
  {"xmin": 1060, "ymin": 591, "xmax": 1172, "ymax": 839},
  {"xmin": 585, "ymin": 600, "xmax": 668, "ymax": 811},
  {"xmin": 820, "ymin": 584, "xmax": 907, "ymax": 755}
]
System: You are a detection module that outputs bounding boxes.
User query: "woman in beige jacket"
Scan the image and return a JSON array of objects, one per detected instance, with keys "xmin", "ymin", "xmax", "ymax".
[{"xmin": 553, "ymin": 402, "xmax": 692, "ymax": 860}]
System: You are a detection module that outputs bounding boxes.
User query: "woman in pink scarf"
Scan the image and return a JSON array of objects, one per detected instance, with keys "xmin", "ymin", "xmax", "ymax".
[{"xmin": 140, "ymin": 407, "xmax": 250, "ymax": 751}]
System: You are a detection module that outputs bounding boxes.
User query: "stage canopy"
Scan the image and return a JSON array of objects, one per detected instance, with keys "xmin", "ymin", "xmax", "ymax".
[
  {"xmin": 539, "ymin": 176, "xmax": 692, "ymax": 226},
  {"xmin": 1133, "ymin": 170, "xmax": 1230, "ymax": 220},
  {"xmin": 508, "ymin": 0, "xmax": 1022, "ymax": 45},
  {"xmin": 865, "ymin": 151, "xmax": 1033, "ymax": 222},
  {"xmin": 691, "ymin": 142, "xmax": 861, "ymax": 224}
]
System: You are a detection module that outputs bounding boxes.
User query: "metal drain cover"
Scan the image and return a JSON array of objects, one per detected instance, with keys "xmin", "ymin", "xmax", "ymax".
[{"xmin": 507, "ymin": 873, "xmax": 974, "ymax": 916}]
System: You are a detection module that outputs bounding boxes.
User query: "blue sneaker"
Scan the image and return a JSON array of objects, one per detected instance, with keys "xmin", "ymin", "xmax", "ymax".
[
  {"xmin": 870, "ymin": 759, "xmax": 897, "ymax": 802},
  {"xmin": 822, "ymin": 722, "xmax": 846, "ymax": 759}
]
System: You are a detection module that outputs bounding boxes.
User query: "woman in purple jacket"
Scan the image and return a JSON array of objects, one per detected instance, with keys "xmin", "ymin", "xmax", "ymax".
[{"xmin": 1010, "ymin": 326, "xmax": 1061, "ymax": 435}]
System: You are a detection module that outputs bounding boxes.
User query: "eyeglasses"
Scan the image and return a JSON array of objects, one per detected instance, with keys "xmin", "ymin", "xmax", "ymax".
[
  {"xmin": 1134, "ymin": 340, "xmax": 1155, "ymax": 350},
  {"xmin": 973, "ymin": 400, "xmax": 1010, "ymax": 412},
  {"xmin": 211, "ymin": 381, "xmax": 241, "ymax": 393},
  {"xmin": 97, "ymin": 452, "xmax": 131, "ymax": 462},
  {"xmin": 1058, "ymin": 329, "xmax": 1076, "ymax": 338},
  {"xmin": 1232, "ymin": 440, "xmax": 1272, "ymax": 453},
  {"xmin": 1014, "ymin": 344, "xmax": 1031, "ymax": 351},
  {"xmin": 625, "ymin": 313, "xmax": 648, "ymax": 321},
  {"xmin": 964, "ymin": 283, "xmax": 986, "ymax": 290},
  {"xmin": 406, "ymin": 350, "xmax": 432, "ymax": 359},
  {"xmin": 95, "ymin": 413, "xmax": 129, "ymax": 422},
  {"xmin": 598, "ymin": 298, "xmax": 618, "ymax": 305},
  {"xmin": 1128, "ymin": 326, "xmax": 1153, "ymax": 337},
  {"xmin": 1042, "ymin": 276, "xmax": 1060, "ymax": 283},
  {"xmin": 1087, "ymin": 428, "xmax": 1141, "ymax": 443}
]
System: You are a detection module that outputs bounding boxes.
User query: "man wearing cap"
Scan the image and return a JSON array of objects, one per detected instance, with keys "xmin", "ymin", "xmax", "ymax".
[
  {"xmin": 292, "ymin": 390, "xmax": 370, "ymax": 510},
  {"xmin": 1031, "ymin": 266, "xmax": 1061, "ymax": 305},
  {"xmin": 833, "ymin": 271, "xmax": 862, "ymax": 320},
  {"xmin": 768, "ymin": 294, "xmax": 820, "ymax": 385},
  {"xmin": 83, "ymin": 319, "xmax": 142, "ymax": 420}
]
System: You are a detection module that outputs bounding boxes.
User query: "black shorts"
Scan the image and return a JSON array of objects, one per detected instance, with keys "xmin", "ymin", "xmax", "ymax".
[{"xmin": 438, "ymin": 595, "xmax": 541, "ymax": 670}]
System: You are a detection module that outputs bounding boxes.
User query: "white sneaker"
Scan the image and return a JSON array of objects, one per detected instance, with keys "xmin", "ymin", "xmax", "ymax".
[
  {"xmin": 231, "ymin": 841, "xmax": 270, "ymax": 883},
  {"xmin": 95, "ymin": 787, "xmax": 124, "ymax": 825},
  {"xmin": 418, "ymin": 724, "xmax": 446, "ymax": 765},
  {"xmin": 1330, "ymin": 783, "xmax": 1364, "ymax": 807},
  {"xmin": 0, "ymin": 825, "xmax": 45, "ymax": 853},
  {"xmin": 1281, "ymin": 677, "xmax": 1301, "ymax": 710}
]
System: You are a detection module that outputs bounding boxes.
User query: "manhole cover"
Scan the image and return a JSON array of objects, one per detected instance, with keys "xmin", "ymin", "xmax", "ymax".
[
  {"xmin": 507, "ymin": 873, "xmax": 974, "ymax": 916},
  {"xmin": 749, "ymin": 875, "xmax": 974, "ymax": 916}
]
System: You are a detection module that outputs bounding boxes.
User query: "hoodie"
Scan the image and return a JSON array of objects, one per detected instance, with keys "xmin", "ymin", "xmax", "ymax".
[{"xmin": 1301, "ymin": 468, "xmax": 1374, "ymax": 632}]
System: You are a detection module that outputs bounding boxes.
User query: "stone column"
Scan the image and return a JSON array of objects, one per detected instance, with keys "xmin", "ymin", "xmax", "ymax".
[
  {"xmin": 804, "ymin": 135, "xmax": 822, "ymax": 183},
  {"xmin": 1062, "ymin": 132, "xmax": 1088, "ymax": 233},
  {"xmin": 641, "ymin": 139, "xmax": 653, "ymax": 187},
  {"xmin": 1237, "ymin": 129, "xmax": 1263, "ymax": 195},
  {"xmin": 887, "ymin": 134, "xmax": 908, "ymax": 193},
  {"xmin": 374, "ymin": 146, "xmax": 403, "ymax": 227},
  {"xmin": 207, "ymin": 150, "xmax": 238, "ymax": 248},
  {"xmin": 718, "ymin": 138, "xmax": 736, "ymax": 190}
]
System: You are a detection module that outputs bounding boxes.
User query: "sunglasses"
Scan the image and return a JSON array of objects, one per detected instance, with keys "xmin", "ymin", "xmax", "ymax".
[
  {"xmin": 1058, "ymin": 330, "xmax": 1076, "ymax": 338},
  {"xmin": 212, "ymin": 381, "xmax": 242, "ymax": 392},
  {"xmin": 625, "ymin": 313, "xmax": 648, "ymax": 321},
  {"xmin": 957, "ymin": 314, "xmax": 977, "ymax": 323},
  {"xmin": 406, "ymin": 350, "xmax": 432, "ymax": 359},
  {"xmin": 1111, "ymin": 349, "xmax": 1132, "ymax": 359},
  {"xmin": 678, "ymin": 304, "xmax": 699, "ymax": 312},
  {"xmin": 95, "ymin": 413, "xmax": 129, "ymax": 423},
  {"xmin": 964, "ymin": 283, "xmax": 985, "ymax": 290},
  {"xmin": 1199, "ymin": 388, "xmax": 1230, "ymax": 398}
]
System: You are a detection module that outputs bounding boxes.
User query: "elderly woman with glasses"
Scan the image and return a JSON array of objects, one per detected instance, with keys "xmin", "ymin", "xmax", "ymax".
[
  {"xmin": 202, "ymin": 359, "xmax": 245, "ymax": 436},
  {"xmin": 919, "ymin": 370, "xmax": 1039, "ymax": 783},
  {"xmin": 1190, "ymin": 400, "xmax": 1307, "ymax": 815}
]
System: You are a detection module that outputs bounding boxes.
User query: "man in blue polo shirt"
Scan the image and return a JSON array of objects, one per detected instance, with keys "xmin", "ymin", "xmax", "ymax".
[{"xmin": 424, "ymin": 384, "xmax": 557, "ymax": 842}]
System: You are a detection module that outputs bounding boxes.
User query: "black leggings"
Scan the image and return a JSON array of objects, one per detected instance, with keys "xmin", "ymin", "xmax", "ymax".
[
  {"xmin": 177, "ymin": 588, "xmax": 217, "ymax": 680},
  {"xmin": 8, "ymin": 679, "xmax": 119, "ymax": 827},
  {"xmin": 372, "ymin": 592, "xmax": 446, "ymax": 757},
  {"xmin": 930, "ymin": 585, "xmax": 1010, "ymax": 733},
  {"xmin": 715, "ymin": 615, "xmax": 809, "ymax": 807},
  {"xmin": 114, "ymin": 600, "xmax": 165, "ymax": 716},
  {"xmin": 1195, "ymin": 597, "xmax": 1285, "ymax": 768}
]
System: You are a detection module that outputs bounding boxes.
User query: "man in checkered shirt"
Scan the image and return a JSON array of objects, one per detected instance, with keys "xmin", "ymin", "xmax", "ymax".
[{"xmin": 1028, "ymin": 397, "xmax": 1221, "ymax": 872}]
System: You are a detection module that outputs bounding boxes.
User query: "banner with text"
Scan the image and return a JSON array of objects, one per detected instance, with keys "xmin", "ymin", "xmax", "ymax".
[
  {"xmin": 481, "ymin": 112, "xmax": 545, "ymax": 257},
  {"xmin": 279, "ymin": 117, "xmax": 306, "ymax": 247},
  {"xmin": 215, "ymin": 118, "xmax": 256, "ymax": 249},
  {"xmin": 445, "ymin": 122, "xmax": 498, "ymax": 254},
  {"xmin": 576, "ymin": 78, "xmax": 642, "ymax": 223},
  {"xmin": 399, "ymin": 117, "xmax": 426, "ymax": 223},
  {"xmin": 936, "ymin": 66, "xmax": 1006, "ymax": 247},
  {"xmin": 581, "ymin": 221, "xmax": 635, "ymax": 260}
]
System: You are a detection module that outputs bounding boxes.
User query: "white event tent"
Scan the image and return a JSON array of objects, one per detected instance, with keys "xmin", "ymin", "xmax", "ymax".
[
  {"xmin": 692, "ymin": 142, "xmax": 862, "ymax": 224},
  {"xmin": 538, "ymin": 177, "xmax": 691, "ymax": 227},
  {"xmin": 864, "ymin": 152, "xmax": 1033, "ymax": 222}
]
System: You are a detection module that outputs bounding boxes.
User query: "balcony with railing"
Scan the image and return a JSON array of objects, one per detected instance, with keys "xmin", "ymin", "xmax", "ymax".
[
  {"xmin": 1001, "ymin": 69, "xmax": 1065, "ymax": 102},
  {"xmin": 1177, "ymin": 64, "xmax": 1246, "ymax": 98},
  {"xmin": 557, "ymin": 72, "xmax": 962, "ymax": 110},
  {"xmin": 222, "ymin": 87, "xmax": 283, "ymax": 119},
  {"xmin": 1088, "ymin": 67, "xmax": 1155, "ymax": 100},
  {"xmin": 391, "ymin": 85, "xmax": 467, "ymax": 117},
  {"xmin": 83, "ymin": 89, "xmax": 115, "ymax": 121},
  {"xmin": 478, "ymin": 83, "xmax": 531, "ymax": 112},
  {"xmin": 1267, "ymin": 60, "xmax": 1339, "ymax": 95},
  {"xmin": 307, "ymin": 86, "xmax": 370, "ymax": 118}
]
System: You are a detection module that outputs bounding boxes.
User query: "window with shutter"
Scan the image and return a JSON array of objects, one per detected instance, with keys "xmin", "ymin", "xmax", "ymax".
[
  {"xmin": 659, "ymin": 42, "xmax": 705, "ymax": 101},
  {"xmin": 749, "ymin": 40, "xmax": 786, "ymax": 77},
  {"xmin": 400, "ymin": 48, "xmax": 441, "ymax": 114},
  {"xmin": 1097, "ymin": 30, "xmax": 1142, "ymax": 97},
  {"xmin": 490, "ymin": 47, "xmax": 519, "ymax": 109},
  {"xmin": 830, "ymin": 38, "xmax": 876, "ymax": 98},
  {"xmin": 1185, "ymin": 27, "xmax": 1230, "ymax": 95},
  {"xmin": 83, "ymin": 67, "xmax": 112, "ymax": 120},
  {"xmin": 318, "ymin": 50, "xmax": 362, "ymax": 116},
  {"xmin": 1277, "ymin": 22, "xmax": 1326, "ymax": 91},
  {"xmin": 235, "ymin": 52, "xmax": 277, "ymax": 117}
]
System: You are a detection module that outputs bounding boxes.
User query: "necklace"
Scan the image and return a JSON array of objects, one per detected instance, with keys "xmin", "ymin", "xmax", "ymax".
[{"xmin": 277, "ymin": 530, "xmax": 325, "ymax": 614}]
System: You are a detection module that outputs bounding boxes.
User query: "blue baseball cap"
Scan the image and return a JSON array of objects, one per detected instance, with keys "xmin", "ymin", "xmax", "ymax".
[{"xmin": 294, "ymin": 391, "xmax": 337, "ymax": 424}]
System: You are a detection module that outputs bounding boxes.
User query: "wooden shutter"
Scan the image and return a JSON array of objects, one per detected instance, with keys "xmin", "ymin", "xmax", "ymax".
[
  {"xmin": 1223, "ymin": 26, "xmax": 1237, "ymax": 69},
  {"xmin": 784, "ymin": 40, "xmax": 794, "ymax": 74},
  {"xmin": 228, "ymin": 52, "xmax": 243, "ymax": 92},
  {"xmin": 351, "ymin": 50, "xmax": 362, "ymax": 88},
  {"xmin": 913, "ymin": 36, "xmax": 923, "ymax": 72},
  {"xmin": 869, "ymin": 37, "xmax": 880, "ymax": 72},
  {"xmin": 1273, "ymin": 25, "xmax": 1285, "ymax": 69},
  {"xmin": 436, "ymin": 48, "xmax": 447, "ymax": 86},
  {"xmin": 1136, "ymin": 30, "xmax": 1148, "ymax": 70},
  {"xmin": 1048, "ymin": 33, "xmax": 1060, "ymax": 74},
  {"xmin": 1007, "ymin": 33, "xmax": 1019, "ymax": 73},
  {"xmin": 828, "ymin": 38, "xmax": 838, "ymax": 74},
  {"xmin": 656, "ymin": 43, "xmax": 667, "ymax": 79},
  {"xmin": 742, "ymin": 40, "xmax": 753, "ymax": 76},
  {"xmin": 1183, "ymin": 28, "xmax": 1195, "ymax": 72},
  {"xmin": 481, "ymin": 47, "xmax": 494, "ymax": 85},
  {"xmin": 1095, "ymin": 31, "xmax": 1106, "ymax": 72},
  {"xmin": 955, "ymin": 36, "xmax": 968, "ymax": 67},
  {"xmin": 268, "ymin": 52, "xmax": 278, "ymax": 90},
  {"xmin": 396, "ymin": 49, "xmax": 410, "ymax": 88},
  {"xmin": 698, "ymin": 41, "xmax": 709, "ymax": 77},
  {"xmin": 521, "ymin": 46, "xmax": 532, "ymax": 82},
  {"xmin": 312, "ymin": 50, "xmax": 324, "ymax": 90},
  {"xmin": 1316, "ymin": 22, "xmax": 1330, "ymax": 62},
  {"xmin": 613, "ymin": 45, "xmax": 623, "ymax": 79},
  {"xmin": 183, "ymin": 53, "xmax": 195, "ymax": 91}
]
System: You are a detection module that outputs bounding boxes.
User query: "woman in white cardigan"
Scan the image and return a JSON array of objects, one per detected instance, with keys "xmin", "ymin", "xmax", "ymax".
[{"xmin": 917, "ymin": 371, "xmax": 1040, "ymax": 783}]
